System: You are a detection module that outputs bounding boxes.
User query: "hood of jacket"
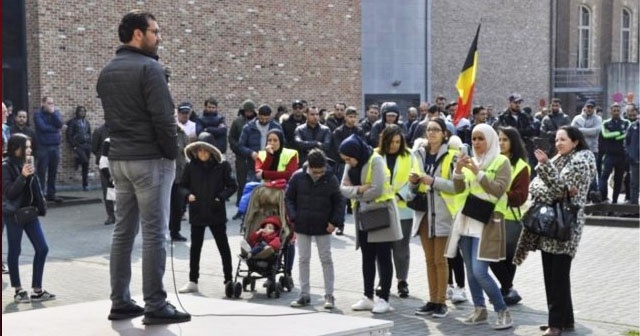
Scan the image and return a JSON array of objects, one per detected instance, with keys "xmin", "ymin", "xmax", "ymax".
[{"xmin": 184, "ymin": 141, "xmax": 223, "ymax": 163}]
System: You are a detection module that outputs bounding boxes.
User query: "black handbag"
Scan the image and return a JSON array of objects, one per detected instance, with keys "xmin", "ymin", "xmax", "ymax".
[
  {"xmin": 406, "ymin": 192, "xmax": 428, "ymax": 212},
  {"xmin": 14, "ymin": 206, "xmax": 39, "ymax": 225},
  {"xmin": 461, "ymin": 194, "xmax": 496, "ymax": 224},
  {"xmin": 358, "ymin": 201, "xmax": 391, "ymax": 232},
  {"xmin": 522, "ymin": 192, "xmax": 578, "ymax": 241}
]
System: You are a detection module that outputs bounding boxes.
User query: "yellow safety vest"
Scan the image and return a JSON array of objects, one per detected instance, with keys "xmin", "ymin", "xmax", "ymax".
[
  {"xmin": 463, "ymin": 154, "xmax": 509, "ymax": 215},
  {"xmin": 362, "ymin": 153, "xmax": 394, "ymax": 203},
  {"xmin": 382, "ymin": 151, "xmax": 418, "ymax": 209},
  {"xmin": 257, "ymin": 148, "xmax": 298, "ymax": 173},
  {"xmin": 496, "ymin": 158, "xmax": 531, "ymax": 221},
  {"xmin": 416, "ymin": 148, "xmax": 466, "ymax": 217}
]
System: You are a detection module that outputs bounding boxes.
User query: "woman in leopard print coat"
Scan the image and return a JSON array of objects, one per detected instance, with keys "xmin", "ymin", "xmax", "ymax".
[{"xmin": 514, "ymin": 126, "xmax": 596, "ymax": 336}]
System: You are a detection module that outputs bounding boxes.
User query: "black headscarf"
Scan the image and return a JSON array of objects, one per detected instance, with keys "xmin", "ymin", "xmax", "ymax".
[
  {"xmin": 339, "ymin": 134, "xmax": 373, "ymax": 186},
  {"xmin": 266, "ymin": 129, "xmax": 285, "ymax": 171}
]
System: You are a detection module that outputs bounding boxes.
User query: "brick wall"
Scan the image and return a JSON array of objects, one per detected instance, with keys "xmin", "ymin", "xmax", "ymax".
[{"xmin": 25, "ymin": 0, "xmax": 362, "ymax": 187}]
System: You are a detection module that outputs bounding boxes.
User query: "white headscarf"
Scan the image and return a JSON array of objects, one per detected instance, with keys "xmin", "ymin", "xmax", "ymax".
[{"xmin": 471, "ymin": 124, "xmax": 500, "ymax": 170}]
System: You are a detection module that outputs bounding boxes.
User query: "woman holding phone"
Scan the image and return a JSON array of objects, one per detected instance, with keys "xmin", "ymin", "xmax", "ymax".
[{"xmin": 2, "ymin": 133, "xmax": 55, "ymax": 303}]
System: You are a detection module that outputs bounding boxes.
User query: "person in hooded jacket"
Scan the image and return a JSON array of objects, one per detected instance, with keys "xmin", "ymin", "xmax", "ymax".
[
  {"xmin": 369, "ymin": 102, "xmax": 403, "ymax": 148},
  {"xmin": 178, "ymin": 138, "xmax": 237, "ymax": 294}
]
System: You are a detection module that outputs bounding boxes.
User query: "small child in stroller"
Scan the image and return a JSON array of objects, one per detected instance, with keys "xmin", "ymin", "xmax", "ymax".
[{"xmin": 241, "ymin": 216, "xmax": 282, "ymax": 259}]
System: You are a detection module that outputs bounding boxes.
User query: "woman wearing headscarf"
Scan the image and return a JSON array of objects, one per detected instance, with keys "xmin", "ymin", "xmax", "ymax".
[
  {"xmin": 255, "ymin": 129, "xmax": 299, "ymax": 182},
  {"xmin": 445, "ymin": 123, "xmax": 513, "ymax": 330},
  {"xmin": 515, "ymin": 126, "xmax": 596, "ymax": 336},
  {"xmin": 339, "ymin": 134, "xmax": 402, "ymax": 314}
]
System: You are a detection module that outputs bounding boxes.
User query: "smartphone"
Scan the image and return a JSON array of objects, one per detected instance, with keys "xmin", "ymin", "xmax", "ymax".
[
  {"xmin": 26, "ymin": 156, "xmax": 34, "ymax": 166},
  {"xmin": 460, "ymin": 144, "xmax": 471, "ymax": 157}
]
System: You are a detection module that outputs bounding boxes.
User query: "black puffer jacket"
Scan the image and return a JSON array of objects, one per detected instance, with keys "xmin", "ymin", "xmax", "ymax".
[
  {"xmin": 285, "ymin": 164, "xmax": 344, "ymax": 235},
  {"xmin": 96, "ymin": 45, "xmax": 177, "ymax": 160},
  {"xmin": 181, "ymin": 141, "xmax": 237, "ymax": 226}
]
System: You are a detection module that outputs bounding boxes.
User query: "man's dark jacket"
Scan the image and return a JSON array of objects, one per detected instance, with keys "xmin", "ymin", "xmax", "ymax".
[{"xmin": 96, "ymin": 45, "xmax": 177, "ymax": 160}]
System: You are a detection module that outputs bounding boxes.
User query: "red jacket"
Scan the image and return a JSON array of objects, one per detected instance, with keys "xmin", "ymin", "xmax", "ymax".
[{"xmin": 247, "ymin": 216, "xmax": 282, "ymax": 251}]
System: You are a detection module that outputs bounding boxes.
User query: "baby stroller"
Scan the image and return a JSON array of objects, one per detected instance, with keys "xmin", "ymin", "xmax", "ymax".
[{"xmin": 227, "ymin": 183, "xmax": 294, "ymax": 299}]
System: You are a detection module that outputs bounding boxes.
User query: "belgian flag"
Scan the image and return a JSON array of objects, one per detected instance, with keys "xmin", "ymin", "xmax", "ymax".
[{"xmin": 453, "ymin": 24, "xmax": 480, "ymax": 126}]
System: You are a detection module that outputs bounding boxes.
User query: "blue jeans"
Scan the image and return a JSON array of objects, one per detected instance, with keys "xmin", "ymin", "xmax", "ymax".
[
  {"xmin": 36, "ymin": 145, "xmax": 60, "ymax": 198},
  {"xmin": 458, "ymin": 236, "xmax": 507, "ymax": 312},
  {"xmin": 109, "ymin": 158, "xmax": 175, "ymax": 312},
  {"xmin": 3, "ymin": 215, "xmax": 49, "ymax": 289}
]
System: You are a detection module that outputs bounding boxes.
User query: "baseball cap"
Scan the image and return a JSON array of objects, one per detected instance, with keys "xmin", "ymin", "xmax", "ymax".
[
  {"xmin": 585, "ymin": 99, "xmax": 596, "ymax": 107},
  {"xmin": 508, "ymin": 93, "xmax": 523, "ymax": 103},
  {"xmin": 292, "ymin": 99, "xmax": 303, "ymax": 108},
  {"xmin": 178, "ymin": 101, "xmax": 192, "ymax": 112}
]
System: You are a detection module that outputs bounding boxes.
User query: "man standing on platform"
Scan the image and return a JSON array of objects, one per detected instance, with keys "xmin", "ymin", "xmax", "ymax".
[{"xmin": 97, "ymin": 10, "xmax": 189, "ymax": 325}]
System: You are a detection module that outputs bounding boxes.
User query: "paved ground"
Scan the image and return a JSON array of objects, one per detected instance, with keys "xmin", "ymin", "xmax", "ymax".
[{"xmin": 2, "ymin": 190, "xmax": 639, "ymax": 335}]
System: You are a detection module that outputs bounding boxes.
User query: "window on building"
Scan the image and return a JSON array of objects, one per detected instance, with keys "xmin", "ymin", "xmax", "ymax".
[
  {"xmin": 577, "ymin": 6, "xmax": 591, "ymax": 68},
  {"xmin": 621, "ymin": 9, "xmax": 631, "ymax": 62}
]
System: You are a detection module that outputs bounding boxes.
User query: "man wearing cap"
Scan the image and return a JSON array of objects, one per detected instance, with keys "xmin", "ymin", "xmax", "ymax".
[
  {"xmin": 325, "ymin": 103, "xmax": 347, "ymax": 132},
  {"xmin": 540, "ymin": 98, "xmax": 571, "ymax": 156},
  {"xmin": 369, "ymin": 102, "xmax": 403, "ymax": 147},
  {"xmin": 282, "ymin": 99, "xmax": 307, "ymax": 154},
  {"xmin": 294, "ymin": 106, "xmax": 331, "ymax": 166},
  {"xmin": 239, "ymin": 104, "xmax": 283, "ymax": 182},
  {"xmin": 229, "ymin": 99, "xmax": 257, "ymax": 218},
  {"xmin": 494, "ymin": 93, "xmax": 536, "ymax": 169},
  {"xmin": 572, "ymin": 99, "xmax": 602, "ymax": 197},
  {"xmin": 599, "ymin": 102, "xmax": 631, "ymax": 203},
  {"xmin": 176, "ymin": 101, "xmax": 196, "ymax": 141},
  {"xmin": 196, "ymin": 97, "xmax": 227, "ymax": 154}
]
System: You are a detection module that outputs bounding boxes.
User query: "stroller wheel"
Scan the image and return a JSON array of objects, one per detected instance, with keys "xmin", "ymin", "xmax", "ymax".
[
  {"xmin": 285, "ymin": 275, "xmax": 294, "ymax": 291},
  {"xmin": 278, "ymin": 276, "xmax": 285, "ymax": 288},
  {"xmin": 274, "ymin": 287, "xmax": 281, "ymax": 298},
  {"xmin": 242, "ymin": 277, "xmax": 250, "ymax": 292},
  {"xmin": 233, "ymin": 282, "xmax": 243, "ymax": 298},
  {"xmin": 225, "ymin": 281, "xmax": 234, "ymax": 298}
]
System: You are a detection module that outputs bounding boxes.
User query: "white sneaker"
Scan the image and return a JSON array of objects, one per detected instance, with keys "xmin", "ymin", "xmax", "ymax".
[
  {"xmin": 451, "ymin": 286, "xmax": 467, "ymax": 303},
  {"xmin": 178, "ymin": 281, "xmax": 198, "ymax": 293},
  {"xmin": 240, "ymin": 240, "xmax": 251, "ymax": 253},
  {"xmin": 351, "ymin": 296, "xmax": 375, "ymax": 311},
  {"xmin": 446, "ymin": 285, "xmax": 454, "ymax": 300},
  {"xmin": 372, "ymin": 298, "xmax": 394, "ymax": 313}
]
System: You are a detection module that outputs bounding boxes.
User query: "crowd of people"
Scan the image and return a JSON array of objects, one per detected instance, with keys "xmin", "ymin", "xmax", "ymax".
[{"xmin": 2, "ymin": 10, "xmax": 638, "ymax": 335}]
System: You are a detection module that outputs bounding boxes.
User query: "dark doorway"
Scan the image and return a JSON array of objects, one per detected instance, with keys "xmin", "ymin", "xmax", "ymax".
[{"xmin": 2, "ymin": 0, "xmax": 29, "ymax": 112}]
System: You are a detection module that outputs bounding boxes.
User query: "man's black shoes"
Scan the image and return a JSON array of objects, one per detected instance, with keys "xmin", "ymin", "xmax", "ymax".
[
  {"xmin": 108, "ymin": 301, "xmax": 145, "ymax": 320},
  {"xmin": 142, "ymin": 303, "xmax": 191, "ymax": 325},
  {"xmin": 171, "ymin": 234, "xmax": 188, "ymax": 242}
]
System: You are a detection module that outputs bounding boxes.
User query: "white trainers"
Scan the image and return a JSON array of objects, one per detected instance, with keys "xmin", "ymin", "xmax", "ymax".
[
  {"xmin": 372, "ymin": 298, "xmax": 394, "ymax": 313},
  {"xmin": 493, "ymin": 309, "xmax": 513, "ymax": 330},
  {"xmin": 178, "ymin": 281, "xmax": 199, "ymax": 293},
  {"xmin": 451, "ymin": 286, "xmax": 467, "ymax": 303},
  {"xmin": 351, "ymin": 296, "xmax": 375, "ymax": 311},
  {"xmin": 446, "ymin": 285, "xmax": 454, "ymax": 300}
]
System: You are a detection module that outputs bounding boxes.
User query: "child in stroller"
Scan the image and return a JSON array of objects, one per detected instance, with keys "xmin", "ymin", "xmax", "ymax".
[
  {"xmin": 228, "ymin": 185, "xmax": 294, "ymax": 299},
  {"xmin": 241, "ymin": 216, "xmax": 282, "ymax": 259}
]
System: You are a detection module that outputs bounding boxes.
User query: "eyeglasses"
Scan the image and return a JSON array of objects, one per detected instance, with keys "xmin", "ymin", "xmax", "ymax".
[{"xmin": 426, "ymin": 128, "xmax": 442, "ymax": 133}]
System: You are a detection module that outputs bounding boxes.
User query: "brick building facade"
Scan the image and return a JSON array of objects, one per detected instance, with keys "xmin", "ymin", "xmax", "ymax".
[{"xmin": 22, "ymin": 0, "xmax": 362, "ymax": 187}]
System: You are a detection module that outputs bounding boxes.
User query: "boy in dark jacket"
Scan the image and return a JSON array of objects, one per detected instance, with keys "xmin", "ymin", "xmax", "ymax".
[
  {"xmin": 178, "ymin": 139, "xmax": 237, "ymax": 294},
  {"xmin": 285, "ymin": 149, "xmax": 343, "ymax": 309}
]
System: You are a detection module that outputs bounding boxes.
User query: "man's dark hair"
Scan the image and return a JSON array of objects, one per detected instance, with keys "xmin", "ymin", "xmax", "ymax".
[
  {"xmin": 335, "ymin": 103, "xmax": 347, "ymax": 110},
  {"xmin": 551, "ymin": 98, "xmax": 561, "ymax": 104},
  {"xmin": 428, "ymin": 105, "xmax": 440, "ymax": 114},
  {"xmin": 472, "ymin": 105, "xmax": 485, "ymax": 115},
  {"xmin": 3, "ymin": 100, "xmax": 13, "ymax": 108},
  {"xmin": 307, "ymin": 148, "xmax": 327, "ymax": 168},
  {"xmin": 367, "ymin": 104, "xmax": 379, "ymax": 111},
  {"xmin": 118, "ymin": 10, "xmax": 156, "ymax": 43},
  {"xmin": 204, "ymin": 96, "xmax": 218, "ymax": 107},
  {"xmin": 41, "ymin": 96, "xmax": 50, "ymax": 104}
]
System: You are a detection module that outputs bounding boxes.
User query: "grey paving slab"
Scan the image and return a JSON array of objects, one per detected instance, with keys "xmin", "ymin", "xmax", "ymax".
[{"xmin": 2, "ymin": 198, "xmax": 639, "ymax": 335}]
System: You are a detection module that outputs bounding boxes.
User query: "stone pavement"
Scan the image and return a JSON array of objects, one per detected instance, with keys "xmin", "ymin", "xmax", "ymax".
[{"xmin": 2, "ymin": 190, "xmax": 639, "ymax": 335}]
